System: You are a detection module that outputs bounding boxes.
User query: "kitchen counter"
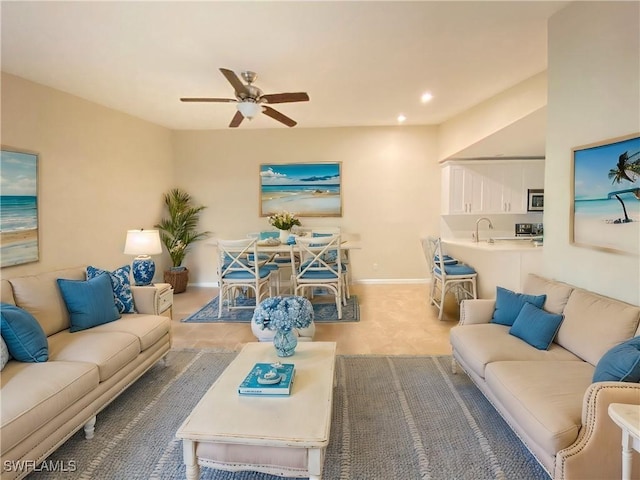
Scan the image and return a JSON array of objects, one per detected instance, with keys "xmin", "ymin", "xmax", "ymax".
[
  {"xmin": 443, "ymin": 237, "xmax": 543, "ymax": 251},
  {"xmin": 442, "ymin": 238, "xmax": 544, "ymax": 299}
]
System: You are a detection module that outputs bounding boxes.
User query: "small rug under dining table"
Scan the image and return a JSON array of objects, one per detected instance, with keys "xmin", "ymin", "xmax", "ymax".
[{"xmin": 182, "ymin": 294, "xmax": 360, "ymax": 323}]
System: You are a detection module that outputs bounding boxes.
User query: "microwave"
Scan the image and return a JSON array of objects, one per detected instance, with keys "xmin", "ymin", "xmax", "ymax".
[{"xmin": 527, "ymin": 189, "xmax": 544, "ymax": 212}]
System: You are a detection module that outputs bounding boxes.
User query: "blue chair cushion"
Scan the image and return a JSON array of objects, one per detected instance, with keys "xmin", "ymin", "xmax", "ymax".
[
  {"xmin": 222, "ymin": 267, "xmax": 271, "ymax": 280},
  {"xmin": 299, "ymin": 271, "xmax": 339, "ymax": 279},
  {"xmin": 434, "ymin": 264, "xmax": 476, "ymax": 276},
  {"xmin": 491, "ymin": 286, "xmax": 547, "ymax": 327},
  {"xmin": 57, "ymin": 273, "xmax": 121, "ymax": 332},
  {"xmin": 86, "ymin": 265, "xmax": 136, "ymax": 314},
  {"xmin": 434, "ymin": 255, "xmax": 458, "ymax": 265},
  {"xmin": 593, "ymin": 336, "xmax": 640, "ymax": 382},
  {"xmin": 0, "ymin": 303, "xmax": 48, "ymax": 362},
  {"xmin": 300, "ymin": 260, "xmax": 346, "ymax": 272},
  {"xmin": 509, "ymin": 303, "xmax": 564, "ymax": 350}
]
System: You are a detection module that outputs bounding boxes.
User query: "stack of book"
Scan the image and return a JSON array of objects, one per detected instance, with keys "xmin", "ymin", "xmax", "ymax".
[{"xmin": 238, "ymin": 362, "xmax": 295, "ymax": 396}]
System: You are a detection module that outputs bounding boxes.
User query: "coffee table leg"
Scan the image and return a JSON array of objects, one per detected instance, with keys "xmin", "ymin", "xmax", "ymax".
[
  {"xmin": 308, "ymin": 447, "xmax": 323, "ymax": 480},
  {"xmin": 183, "ymin": 439, "xmax": 199, "ymax": 480}
]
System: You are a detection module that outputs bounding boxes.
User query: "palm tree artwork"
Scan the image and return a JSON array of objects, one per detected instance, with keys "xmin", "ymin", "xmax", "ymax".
[{"xmin": 606, "ymin": 150, "xmax": 640, "ymax": 223}]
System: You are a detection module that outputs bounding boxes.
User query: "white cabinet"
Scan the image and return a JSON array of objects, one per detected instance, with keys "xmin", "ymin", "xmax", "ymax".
[
  {"xmin": 442, "ymin": 164, "xmax": 487, "ymax": 214},
  {"xmin": 441, "ymin": 160, "xmax": 544, "ymax": 215}
]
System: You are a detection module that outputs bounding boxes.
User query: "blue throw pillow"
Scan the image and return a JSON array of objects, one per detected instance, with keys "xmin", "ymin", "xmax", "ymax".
[
  {"xmin": 491, "ymin": 286, "xmax": 547, "ymax": 326},
  {"xmin": 86, "ymin": 265, "xmax": 136, "ymax": 313},
  {"xmin": 0, "ymin": 303, "xmax": 48, "ymax": 362},
  {"xmin": 57, "ymin": 273, "xmax": 121, "ymax": 332},
  {"xmin": 593, "ymin": 337, "xmax": 640, "ymax": 382},
  {"xmin": 509, "ymin": 302, "xmax": 564, "ymax": 350}
]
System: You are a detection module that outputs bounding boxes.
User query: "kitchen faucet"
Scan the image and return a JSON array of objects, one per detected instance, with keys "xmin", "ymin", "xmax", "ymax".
[{"xmin": 473, "ymin": 217, "xmax": 494, "ymax": 243}]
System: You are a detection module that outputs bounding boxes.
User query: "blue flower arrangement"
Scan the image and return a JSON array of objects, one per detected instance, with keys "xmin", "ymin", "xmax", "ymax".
[{"xmin": 252, "ymin": 296, "xmax": 313, "ymax": 333}]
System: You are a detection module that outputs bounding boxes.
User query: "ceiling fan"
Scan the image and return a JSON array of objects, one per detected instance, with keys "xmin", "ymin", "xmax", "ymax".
[{"xmin": 180, "ymin": 68, "xmax": 309, "ymax": 128}]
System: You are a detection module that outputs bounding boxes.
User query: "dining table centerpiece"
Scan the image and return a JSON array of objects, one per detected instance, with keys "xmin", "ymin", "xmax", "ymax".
[
  {"xmin": 252, "ymin": 296, "xmax": 314, "ymax": 357},
  {"xmin": 268, "ymin": 211, "xmax": 301, "ymax": 244}
]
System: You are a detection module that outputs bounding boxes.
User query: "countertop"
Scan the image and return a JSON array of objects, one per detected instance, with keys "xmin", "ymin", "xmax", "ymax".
[{"xmin": 442, "ymin": 238, "xmax": 543, "ymax": 251}]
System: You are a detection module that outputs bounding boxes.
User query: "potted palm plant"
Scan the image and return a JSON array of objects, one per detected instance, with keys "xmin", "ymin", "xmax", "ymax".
[{"xmin": 155, "ymin": 188, "xmax": 209, "ymax": 293}]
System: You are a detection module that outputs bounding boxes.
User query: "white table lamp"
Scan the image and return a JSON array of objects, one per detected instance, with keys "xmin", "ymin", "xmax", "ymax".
[{"xmin": 124, "ymin": 229, "xmax": 163, "ymax": 286}]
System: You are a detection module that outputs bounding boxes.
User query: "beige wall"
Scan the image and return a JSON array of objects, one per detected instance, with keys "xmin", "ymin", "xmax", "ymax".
[
  {"xmin": 545, "ymin": 2, "xmax": 640, "ymax": 304},
  {"xmin": 1, "ymin": 73, "xmax": 175, "ymax": 278},
  {"xmin": 438, "ymin": 72, "xmax": 547, "ymax": 161},
  {"xmin": 172, "ymin": 126, "xmax": 441, "ymax": 285}
]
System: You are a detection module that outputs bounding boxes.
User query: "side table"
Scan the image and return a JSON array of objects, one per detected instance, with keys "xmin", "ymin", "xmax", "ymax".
[
  {"xmin": 131, "ymin": 283, "xmax": 174, "ymax": 319},
  {"xmin": 608, "ymin": 403, "xmax": 640, "ymax": 480}
]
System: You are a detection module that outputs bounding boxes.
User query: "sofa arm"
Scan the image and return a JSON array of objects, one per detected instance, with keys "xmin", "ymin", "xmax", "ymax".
[
  {"xmin": 459, "ymin": 299, "xmax": 496, "ymax": 325},
  {"xmin": 131, "ymin": 284, "xmax": 173, "ymax": 315},
  {"xmin": 554, "ymin": 381, "xmax": 640, "ymax": 480}
]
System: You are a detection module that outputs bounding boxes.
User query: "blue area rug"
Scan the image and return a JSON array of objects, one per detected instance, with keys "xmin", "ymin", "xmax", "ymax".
[
  {"xmin": 32, "ymin": 350, "xmax": 550, "ymax": 480},
  {"xmin": 182, "ymin": 295, "xmax": 360, "ymax": 323}
]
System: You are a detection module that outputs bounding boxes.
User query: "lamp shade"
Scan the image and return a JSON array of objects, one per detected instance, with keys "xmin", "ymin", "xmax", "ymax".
[
  {"xmin": 124, "ymin": 229, "xmax": 162, "ymax": 256},
  {"xmin": 237, "ymin": 101, "xmax": 262, "ymax": 119}
]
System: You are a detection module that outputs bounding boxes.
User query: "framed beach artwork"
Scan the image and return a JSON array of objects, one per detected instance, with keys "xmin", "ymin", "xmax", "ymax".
[
  {"xmin": 259, "ymin": 162, "xmax": 342, "ymax": 217},
  {"xmin": 1, "ymin": 147, "xmax": 39, "ymax": 267},
  {"xmin": 571, "ymin": 133, "xmax": 640, "ymax": 255}
]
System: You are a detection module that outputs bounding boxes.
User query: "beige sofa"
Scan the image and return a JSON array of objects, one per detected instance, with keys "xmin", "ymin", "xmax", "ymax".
[
  {"xmin": 0, "ymin": 267, "xmax": 171, "ymax": 480},
  {"xmin": 450, "ymin": 274, "xmax": 640, "ymax": 480}
]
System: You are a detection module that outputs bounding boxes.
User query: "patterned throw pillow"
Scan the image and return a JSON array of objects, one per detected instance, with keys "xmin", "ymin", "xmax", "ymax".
[
  {"xmin": 1, "ymin": 335, "xmax": 11, "ymax": 370},
  {"xmin": 86, "ymin": 265, "xmax": 136, "ymax": 313}
]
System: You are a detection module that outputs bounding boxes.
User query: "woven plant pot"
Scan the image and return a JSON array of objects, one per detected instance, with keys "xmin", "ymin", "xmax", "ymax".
[{"xmin": 164, "ymin": 268, "xmax": 189, "ymax": 294}]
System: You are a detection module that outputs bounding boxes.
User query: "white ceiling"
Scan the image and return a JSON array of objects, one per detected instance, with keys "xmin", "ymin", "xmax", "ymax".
[{"xmin": 1, "ymin": 1, "xmax": 566, "ymax": 149}]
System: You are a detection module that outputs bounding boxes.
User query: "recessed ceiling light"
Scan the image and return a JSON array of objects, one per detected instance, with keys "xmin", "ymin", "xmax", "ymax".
[
  {"xmin": 397, "ymin": 114, "xmax": 407, "ymax": 123},
  {"xmin": 421, "ymin": 92, "xmax": 433, "ymax": 103}
]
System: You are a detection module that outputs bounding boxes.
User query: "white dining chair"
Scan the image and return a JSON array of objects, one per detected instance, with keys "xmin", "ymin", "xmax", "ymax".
[
  {"xmin": 310, "ymin": 229, "xmax": 350, "ymax": 302},
  {"xmin": 216, "ymin": 238, "xmax": 273, "ymax": 318},
  {"xmin": 290, "ymin": 234, "xmax": 345, "ymax": 319},
  {"xmin": 424, "ymin": 236, "xmax": 477, "ymax": 320}
]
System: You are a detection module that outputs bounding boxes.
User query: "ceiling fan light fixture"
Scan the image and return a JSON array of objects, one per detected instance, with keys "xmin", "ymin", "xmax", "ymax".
[{"xmin": 237, "ymin": 101, "xmax": 261, "ymax": 119}]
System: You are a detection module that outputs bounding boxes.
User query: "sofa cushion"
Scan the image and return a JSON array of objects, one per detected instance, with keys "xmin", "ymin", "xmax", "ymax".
[
  {"xmin": 57, "ymin": 273, "xmax": 121, "ymax": 332},
  {"xmin": 0, "ymin": 279, "xmax": 16, "ymax": 305},
  {"xmin": 491, "ymin": 286, "xmax": 546, "ymax": 326},
  {"xmin": 450, "ymin": 323, "xmax": 581, "ymax": 379},
  {"xmin": 557, "ymin": 288, "xmax": 640, "ymax": 366},
  {"xmin": 593, "ymin": 336, "xmax": 640, "ymax": 382},
  {"xmin": 47, "ymin": 330, "xmax": 140, "ymax": 382},
  {"xmin": 509, "ymin": 303, "xmax": 564, "ymax": 350},
  {"xmin": 523, "ymin": 274, "xmax": 574, "ymax": 315},
  {"xmin": 0, "ymin": 360, "xmax": 99, "ymax": 455},
  {"xmin": 90, "ymin": 314, "xmax": 170, "ymax": 351},
  {"xmin": 0, "ymin": 304, "xmax": 48, "ymax": 362},
  {"xmin": 485, "ymin": 361, "xmax": 594, "ymax": 457},
  {"xmin": 7, "ymin": 267, "xmax": 86, "ymax": 336},
  {"xmin": 87, "ymin": 265, "xmax": 136, "ymax": 314}
]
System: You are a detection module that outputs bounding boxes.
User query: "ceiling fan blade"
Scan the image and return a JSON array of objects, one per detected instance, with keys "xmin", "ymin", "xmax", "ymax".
[
  {"xmin": 261, "ymin": 92, "xmax": 309, "ymax": 104},
  {"xmin": 220, "ymin": 68, "xmax": 249, "ymax": 96},
  {"xmin": 262, "ymin": 106, "xmax": 297, "ymax": 127},
  {"xmin": 180, "ymin": 97, "xmax": 236, "ymax": 103},
  {"xmin": 229, "ymin": 110, "xmax": 244, "ymax": 128}
]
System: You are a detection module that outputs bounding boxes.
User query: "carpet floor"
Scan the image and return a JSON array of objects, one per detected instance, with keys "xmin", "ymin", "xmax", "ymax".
[
  {"xmin": 30, "ymin": 350, "xmax": 549, "ymax": 480},
  {"xmin": 182, "ymin": 295, "xmax": 360, "ymax": 323}
]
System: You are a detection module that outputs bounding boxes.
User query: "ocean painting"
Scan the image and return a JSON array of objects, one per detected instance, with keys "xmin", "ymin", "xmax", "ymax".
[
  {"xmin": 260, "ymin": 163, "xmax": 342, "ymax": 217},
  {"xmin": 572, "ymin": 134, "xmax": 640, "ymax": 254},
  {"xmin": 1, "ymin": 148, "xmax": 39, "ymax": 267}
]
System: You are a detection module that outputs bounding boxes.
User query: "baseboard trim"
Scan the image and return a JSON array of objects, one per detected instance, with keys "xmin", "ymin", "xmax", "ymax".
[{"xmin": 353, "ymin": 278, "xmax": 430, "ymax": 285}]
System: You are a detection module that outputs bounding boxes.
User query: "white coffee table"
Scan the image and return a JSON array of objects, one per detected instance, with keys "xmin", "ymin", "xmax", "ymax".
[{"xmin": 176, "ymin": 342, "xmax": 337, "ymax": 479}]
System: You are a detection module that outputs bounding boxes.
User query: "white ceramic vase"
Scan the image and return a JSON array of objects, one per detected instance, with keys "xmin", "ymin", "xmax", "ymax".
[{"xmin": 279, "ymin": 229, "xmax": 290, "ymax": 244}]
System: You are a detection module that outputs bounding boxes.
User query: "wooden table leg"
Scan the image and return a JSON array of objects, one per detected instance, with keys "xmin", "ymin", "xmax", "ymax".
[
  {"xmin": 183, "ymin": 439, "xmax": 199, "ymax": 480},
  {"xmin": 308, "ymin": 447, "xmax": 323, "ymax": 480},
  {"xmin": 621, "ymin": 430, "xmax": 632, "ymax": 480}
]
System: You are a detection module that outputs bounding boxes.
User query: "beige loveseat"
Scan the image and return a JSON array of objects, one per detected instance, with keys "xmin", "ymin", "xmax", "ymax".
[
  {"xmin": 0, "ymin": 267, "xmax": 171, "ymax": 480},
  {"xmin": 450, "ymin": 274, "xmax": 640, "ymax": 480}
]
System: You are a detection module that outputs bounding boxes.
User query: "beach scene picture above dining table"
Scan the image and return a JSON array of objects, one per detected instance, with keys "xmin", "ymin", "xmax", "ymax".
[
  {"xmin": 260, "ymin": 162, "xmax": 342, "ymax": 217},
  {"xmin": 0, "ymin": 147, "xmax": 39, "ymax": 267}
]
